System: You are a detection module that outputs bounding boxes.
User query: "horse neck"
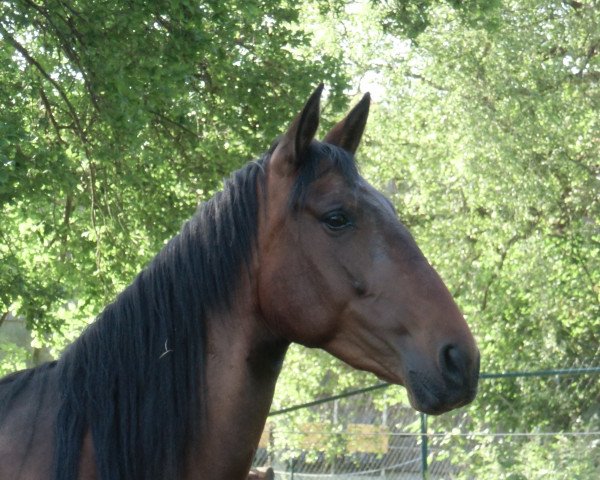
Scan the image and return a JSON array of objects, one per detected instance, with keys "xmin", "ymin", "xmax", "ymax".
[{"xmin": 185, "ymin": 281, "xmax": 289, "ymax": 480}]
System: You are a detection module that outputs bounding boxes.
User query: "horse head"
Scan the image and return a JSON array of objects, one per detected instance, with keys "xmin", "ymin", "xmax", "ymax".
[{"xmin": 257, "ymin": 85, "xmax": 479, "ymax": 414}]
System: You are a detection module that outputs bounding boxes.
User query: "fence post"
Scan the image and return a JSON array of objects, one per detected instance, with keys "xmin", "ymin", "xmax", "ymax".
[
  {"xmin": 420, "ymin": 413, "xmax": 428, "ymax": 479},
  {"xmin": 382, "ymin": 399, "xmax": 388, "ymax": 478}
]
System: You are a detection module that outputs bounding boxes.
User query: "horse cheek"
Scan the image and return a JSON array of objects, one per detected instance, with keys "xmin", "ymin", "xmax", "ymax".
[{"xmin": 256, "ymin": 261, "xmax": 334, "ymax": 347}]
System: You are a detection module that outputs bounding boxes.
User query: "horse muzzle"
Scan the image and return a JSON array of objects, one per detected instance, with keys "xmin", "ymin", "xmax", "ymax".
[{"xmin": 405, "ymin": 345, "xmax": 480, "ymax": 415}]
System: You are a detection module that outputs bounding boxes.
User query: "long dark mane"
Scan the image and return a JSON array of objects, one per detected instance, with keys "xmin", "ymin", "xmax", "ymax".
[
  {"xmin": 52, "ymin": 155, "xmax": 268, "ymax": 480},
  {"xmin": 0, "ymin": 142, "xmax": 358, "ymax": 480}
]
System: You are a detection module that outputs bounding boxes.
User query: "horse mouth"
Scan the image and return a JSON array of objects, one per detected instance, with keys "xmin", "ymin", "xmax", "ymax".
[
  {"xmin": 406, "ymin": 370, "xmax": 478, "ymax": 415},
  {"xmin": 373, "ymin": 368, "xmax": 475, "ymax": 415}
]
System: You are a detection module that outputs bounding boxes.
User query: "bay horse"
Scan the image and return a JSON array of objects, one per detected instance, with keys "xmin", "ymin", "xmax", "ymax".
[{"xmin": 0, "ymin": 85, "xmax": 479, "ymax": 480}]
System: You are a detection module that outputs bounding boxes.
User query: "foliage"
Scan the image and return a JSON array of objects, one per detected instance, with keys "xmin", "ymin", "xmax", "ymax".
[
  {"xmin": 361, "ymin": 0, "xmax": 599, "ymax": 431},
  {"xmin": 269, "ymin": 0, "xmax": 599, "ymax": 470},
  {"xmin": 0, "ymin": 0, "xmax": 350, "ymax": 349},
  {"xmin": 0, "ymin": 342, "xmax": 28, "ymax": 377},
  {"xmin": 373, "ymin": 0, "xmax": 503, "ymax": 38},
  {"xmin": 453, "ymin": 432, "xmax": 600, "ymax": 479}
]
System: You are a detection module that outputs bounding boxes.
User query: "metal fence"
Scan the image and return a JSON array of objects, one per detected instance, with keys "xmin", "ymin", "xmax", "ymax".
[{"xmin": 253, "ymin": 367, "xmax": 600, "ymax": 479}]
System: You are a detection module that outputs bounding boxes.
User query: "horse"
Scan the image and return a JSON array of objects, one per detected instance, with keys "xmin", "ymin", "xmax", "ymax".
[{"xmin": 0, "ymin": 85, "xmax": 479, "ymax": 480}]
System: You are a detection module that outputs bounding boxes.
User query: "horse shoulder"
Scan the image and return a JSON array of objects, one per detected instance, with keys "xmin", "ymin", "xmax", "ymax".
[{"xmin": 77, "ymin": 431, "xmax": 98, "ymax": 480}]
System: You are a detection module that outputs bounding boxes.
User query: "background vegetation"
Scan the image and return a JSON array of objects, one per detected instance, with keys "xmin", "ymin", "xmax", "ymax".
[{"xmin": 1, "ymin": 0, "xmax": 598, "ymax": 477}]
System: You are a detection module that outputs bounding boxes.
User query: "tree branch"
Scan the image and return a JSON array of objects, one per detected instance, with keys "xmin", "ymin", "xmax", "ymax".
[
  {"xmin": 22, "ymin": 0, "xmax": 102, "ymax": 113},
  {"xmin": 405, "ymin": 71, "xmax": 449, "ymax": 92},
  {"xmin": 0, "ymin": 311, "xmax": 9, "ymax": 329},
  {"xmin": 0, "ymin": 22, "xmax": 87, "ymax": 141},
  {"xmin": 39, "ymin": 87, "xmax": 66, "ymax": 143},
  {"xmin": 47, "ymin": 193, "xmax": 74, "ymax": 250},
  {"xmin": 481, "ymin": 227, "xmax": 536, "ymax": 311},
  {"xmin": 149, "ymin": 109, "xmax": 199, "ymax": 138}
]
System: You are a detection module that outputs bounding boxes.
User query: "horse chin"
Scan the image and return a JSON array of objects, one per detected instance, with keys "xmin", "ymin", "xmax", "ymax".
[
  {"xmin": 374, "ymin": 369, "xmax": 467, "ymax": 415},
  {"xmin": 406, "ymin": 386, "xmax": 450, "ymax": 415}
]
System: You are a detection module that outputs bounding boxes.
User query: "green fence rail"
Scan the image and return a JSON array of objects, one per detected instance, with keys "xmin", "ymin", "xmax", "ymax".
[
  {"xmin": 269, "ymin": 367, "xmax": 600, "ymax": 418},
  {"xmin": 262, "ymin": 367, "xmax": 600, "ymax": 479}
]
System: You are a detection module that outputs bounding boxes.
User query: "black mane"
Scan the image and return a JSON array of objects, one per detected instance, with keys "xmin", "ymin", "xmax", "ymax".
[
  {"xmin": 53, "ymin": 155, "xmax": 268, "ymax": 480},
  {"xmin": 0, "ymin": 142, "xmax": 359, "ymax": 480}
]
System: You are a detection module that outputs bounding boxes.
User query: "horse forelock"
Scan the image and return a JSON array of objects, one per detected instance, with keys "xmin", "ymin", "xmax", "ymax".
[
  {"xmin": 289, "ymin": 142, "xmax": 360, "ymax": 211},
  {"xmin": 52, "ymin": 158, "xmax": 267, "ymax": 480}
]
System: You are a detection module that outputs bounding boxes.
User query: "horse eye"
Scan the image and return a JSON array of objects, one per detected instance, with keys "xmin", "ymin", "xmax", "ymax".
[{"xmin": 323, "ymin": 212, "xmax": 351, "ymax": 231}]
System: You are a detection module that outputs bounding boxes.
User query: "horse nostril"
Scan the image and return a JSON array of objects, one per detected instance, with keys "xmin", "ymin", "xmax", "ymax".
[{"xmin": 439, "ymin": 344, "xmax": 469, "ymax": 387}]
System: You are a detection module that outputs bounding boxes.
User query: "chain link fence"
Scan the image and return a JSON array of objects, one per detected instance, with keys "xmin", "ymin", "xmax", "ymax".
[{"xmin": 253, "ymin": 368, "xmax": 600, "ymax": 479}]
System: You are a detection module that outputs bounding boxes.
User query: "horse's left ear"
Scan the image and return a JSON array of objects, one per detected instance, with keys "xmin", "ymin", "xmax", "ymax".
[
  {"xmin": 271, "ymin": 84, "xmax": 323, "ymax": 176},
  {"xmin": 323, "ymin": 92, "xmax": 370, "ymax": 154},
  {"xmin": 271, "ymin": 83, "xmax": 323, "ymax": 175}
]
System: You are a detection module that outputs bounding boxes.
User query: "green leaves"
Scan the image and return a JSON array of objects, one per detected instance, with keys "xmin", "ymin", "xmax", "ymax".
[
  {"xmin": 344, "ymin": 2, "xmax": 599, "ymax": 460},
  {"xmin": 0, "ymin": 0, "xmax": 350, "ymax": 356}
]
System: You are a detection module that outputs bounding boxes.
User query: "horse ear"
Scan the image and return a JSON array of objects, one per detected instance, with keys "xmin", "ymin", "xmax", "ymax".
[
  {"xmin": 323, "ymin": 92, "xmax": 370, "ymax": 154},
  {"xmin": 271, "ymin": 84, "xmax": 323, "ymax": 175}
]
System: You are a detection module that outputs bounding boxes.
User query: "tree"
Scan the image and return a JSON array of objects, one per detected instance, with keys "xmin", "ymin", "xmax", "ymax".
[
  {"xmin": 269, "ymin": 0, "xmax": 599, "ymax": 474},
  {"xmin": 365, "ymin": 0, "xmax": 599, "ymax": 422},
  {"xmin": 0, "ymin": 0, "xmax": 350, "ymax": 368}
]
